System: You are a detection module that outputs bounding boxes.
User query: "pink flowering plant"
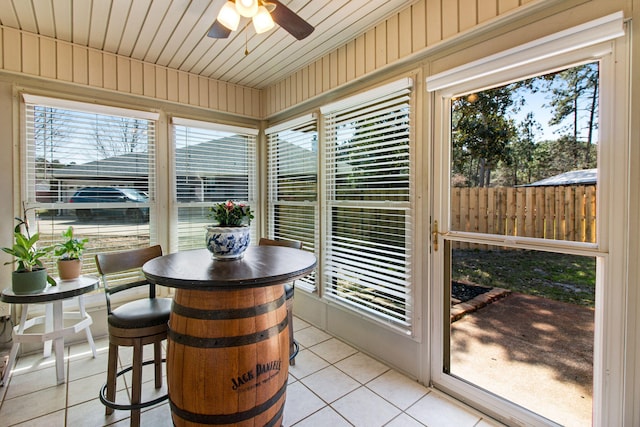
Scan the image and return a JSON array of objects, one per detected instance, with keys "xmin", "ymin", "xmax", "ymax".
[{"xmin": 209, "ymin": 200, "xmax": 254, "ymax": 227}]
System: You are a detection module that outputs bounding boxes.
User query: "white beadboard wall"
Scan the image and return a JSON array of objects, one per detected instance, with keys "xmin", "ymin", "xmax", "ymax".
[
  {"xmin": 0, "ymin": 0, "xmax": 545, "ymax": 121},
  {"xmin": 263, "ymin": 0, "xmax": 537, "ymax": 117},
  {"xmin": 0, "ymin": 26, "xmax": 263, "ymax": 119}
]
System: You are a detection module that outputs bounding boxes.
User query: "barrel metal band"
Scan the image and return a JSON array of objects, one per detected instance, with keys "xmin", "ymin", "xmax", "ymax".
[
  {"xmin": 169, "ymin": 379, "xmax": 287, "ymax": 425},
  {"xmin": 168, "ymin": 317, "xmax": 288, "ymax": 348},
  {"xmin": 172, "ymin": 294, "xmax": 285, "ymax": 320}
]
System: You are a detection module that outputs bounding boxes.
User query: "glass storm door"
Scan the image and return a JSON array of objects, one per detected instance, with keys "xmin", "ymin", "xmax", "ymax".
[{"xmin": 431, "ymin": 61, "xmax": 605, "ymax": 426}]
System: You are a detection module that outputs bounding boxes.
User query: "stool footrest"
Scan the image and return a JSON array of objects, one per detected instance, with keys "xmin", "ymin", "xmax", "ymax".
[
  {"xmin": 99, "ymin": 359, "xmax": 168, "ymax": 411},
  {"xmin": 290, "ymin": 340, "xmax": 299, "ymax": 362}
]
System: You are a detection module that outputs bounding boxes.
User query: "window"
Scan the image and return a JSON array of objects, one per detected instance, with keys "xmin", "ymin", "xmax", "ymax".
[
  {"xmin": 172, "ymin": 118, "xmax": 258, "ymax": 252},
  {"xmin": 23, "ymin": 94, "xmax": 158, "ymax": 285},
  {"xmin": 321, "ymin": 78, "xmax": 414, "ymax": 330},
  {"xmin": 266, "ymin": 115, "xmax": 319, "ymax": 292}
]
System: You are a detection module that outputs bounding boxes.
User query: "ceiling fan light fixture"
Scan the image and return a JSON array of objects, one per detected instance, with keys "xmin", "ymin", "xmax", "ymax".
[
  {"xmin": 235, "ymin": 0, "xmax": 259, "ymax": 18},
  {"xmin": 252, "ymin": 6, "xmax": 275, "ymax": 34},
  {"xmin": 217, "ymin": 1, "xmax": 240, "ymax": 31}
]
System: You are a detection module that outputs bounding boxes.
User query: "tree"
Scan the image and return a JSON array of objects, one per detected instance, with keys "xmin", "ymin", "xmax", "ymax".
[
  {"xmin": 501, "ymin": 112, "xmax": 541, "ymax": 186},
  {"xmin": 33, "ymin": 107, "xmax": 70, "ymax": 178},
  {"xmin": 93, "ymin": 116, "xmax": 148, "ymax": 158},
  {"xmin": 450, "ymin": 62, "xmax": 599, "ymax": 187},
  {"xmin": 546, "ymin": 63, "xmax": 599, "ymax": 167},
  {"xmin": 451, "ymin": 88, "xmax": 517, "ymax": 187}
]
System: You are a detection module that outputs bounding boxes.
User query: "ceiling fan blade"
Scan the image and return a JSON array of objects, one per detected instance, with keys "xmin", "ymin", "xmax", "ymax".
[
  {"xmin": 207, "ymin": 20, "xmax": 232, "ymax": 38},
  {"xmin": 269, "ymin": 0, "xmax": 314, "ymax": 40}
]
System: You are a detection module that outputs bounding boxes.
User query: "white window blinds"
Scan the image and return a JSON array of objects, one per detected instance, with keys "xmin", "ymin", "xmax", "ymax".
[
  {"xmin": 322, "ymin": 79, "xmax": 414, "ymax": 329},
  {"xmin": 172, "ymin": 118, "xmax": 258, "ymax": 252},
  {"xmin": 23, "ymin": 95, "xmax": 157, "ymax": 282},
  {"xmin": 266, "ymin": 114, "xmax": 318, "ymax": 292}
]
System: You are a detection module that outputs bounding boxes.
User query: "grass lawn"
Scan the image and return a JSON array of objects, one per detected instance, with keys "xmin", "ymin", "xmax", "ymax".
[{"xmin": 451, "ymin": 248, "xmax": 596, "ymax": 308}]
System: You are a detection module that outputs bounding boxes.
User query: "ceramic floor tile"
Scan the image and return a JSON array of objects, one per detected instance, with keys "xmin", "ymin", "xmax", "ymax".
[
  {"xmin": 292, "ymin": 316, "xmax": 310, "ymax": 332},
  {"xmin": 385, "ymin": 412, "xmax": 427, "ymax": 426},
  {"xmin": 12, "ymin": 409, "xmax": 66, "ymax": 427},
  {"xmin": 282, "ymin": 380, "xmax": 326, "ymax": 426},
  {"xmin": 139, "ymin": 403, "xmax": 173, "ymax": 427},
  {"xmin": 139, "ymin": 379, "xmax": 169, "ymax": 407},
  {"xmin": 12, "ymin": 351, "xmax": 58, "ymax": 375},
  {"xmin": 367, "ymin": 369, "xmax": 429, "ymax": 410},
  {"xmin": 0, "ymin": 332, "xmax": 509, "ymax": 427},
  {"xmin": 287, "ymin": 373, "xmax": 299, "ymax": 385},
  {"xmin": 120, "ymin": 360, "xmax": 167, "ymax": 387},
  {"xmin": 294, "ymin": 326, "xmax": 332, "ymax": 348},
  {"xmin": 68, "ymin": 336, "xmax": 109, "ymax": 358},
  {"xmin": 68, "ymin": 371, "xmax": 121, "ymax": 407},
  {"xmin": 4, "ymin": 365, "xmax": 61, "ymax": 399},
  {"xmin": 0, "ymin": 385, "xmax": 67, "ymax": 425},
  {"xmin": 406, "ymin": 390, "xmax": 482, "ymax": 427},
  {"xmin": 332, "ymin": 386, "xmax": 402, "ymax": 427},
  {"xmin": 300, "ymin": 365, "xmax": 360, "ymax": 403},
  {"xmin": 334, "ymin": 351, "xmax": 390, "ymax": 384},
  {"xmin": 288, "ymin": 348, "xmax": 330, "ymax": 380},
  {"xmin": 66, "ymin": 395, "xmax": 130, "ymax": 427},
  {"xmin": 292, "ymin": 406, "xmax": 352, "ymax": 426},
  {"xmin": 308, "ymin": 338, "xmax": 357, "ymax": 364},
  {"xmin": 67, "ymin": 351, "xmax": 109, "ymax": 381}
]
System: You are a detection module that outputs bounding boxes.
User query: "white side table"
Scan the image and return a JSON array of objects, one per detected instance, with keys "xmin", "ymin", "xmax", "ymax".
[{"xmin": 0, "ymin": 276, "xmax": 99, "ymax": 385}]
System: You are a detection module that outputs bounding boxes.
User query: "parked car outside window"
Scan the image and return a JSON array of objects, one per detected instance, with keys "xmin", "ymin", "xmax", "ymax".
[{"xmin": 69, "ymin": 187, "xmax": 149, "ymax": 222}]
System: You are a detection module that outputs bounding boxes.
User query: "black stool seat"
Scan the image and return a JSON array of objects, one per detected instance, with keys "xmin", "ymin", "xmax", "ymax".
[
  {"xmin": 285, "ymin": 283, "xmax": 294, "ymax": 300},
  {"xmin": 109, "ymin": 298, "xmax": 172, "ymax": 329}
]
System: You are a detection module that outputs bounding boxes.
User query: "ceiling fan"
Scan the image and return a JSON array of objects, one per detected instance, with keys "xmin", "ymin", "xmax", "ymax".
[{"xmin": 207, "ymin": 0, "xmax": 314, "ymax": 41}]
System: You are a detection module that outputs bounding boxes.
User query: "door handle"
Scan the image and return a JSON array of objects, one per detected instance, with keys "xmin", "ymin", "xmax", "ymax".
[
  {"xmin": 432, "ymin": 220, "xmax": 439, "ymax": 252},
  {"xmin": 432, "ymin": 220, "xmax": 448, "ymax": 251}
]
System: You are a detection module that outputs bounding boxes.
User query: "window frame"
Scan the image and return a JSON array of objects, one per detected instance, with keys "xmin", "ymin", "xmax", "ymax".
[
  {"xmin": 320, "ymin": 77, "xmax": 416, "ymax": 333},
  {"xmin": 20, "ymin": 94, "xmax": 160, "ymax": 307},
  {"xmin": 170, "ymin": 117, "xmax": 259, "ymax": 254},
  {"xmin": 265, "ymin": 114, "xmax": 319, "ymax": 293}
]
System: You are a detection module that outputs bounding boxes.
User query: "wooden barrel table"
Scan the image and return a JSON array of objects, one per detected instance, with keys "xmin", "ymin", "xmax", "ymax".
[{"xmin": 143, "ymin": 246, "xmax": 317, "ymax": 427}]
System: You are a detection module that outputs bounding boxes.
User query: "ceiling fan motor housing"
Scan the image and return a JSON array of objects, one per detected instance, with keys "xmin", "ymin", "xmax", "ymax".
[{"xmin": 210, "ymin": 0, "xmax": 314, "ymax": 41}]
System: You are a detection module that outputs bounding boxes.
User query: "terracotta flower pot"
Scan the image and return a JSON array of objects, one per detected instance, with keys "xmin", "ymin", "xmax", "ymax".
[{"xmin": 57, "ymin": 258, "xmax": 83, "ymax": 280}]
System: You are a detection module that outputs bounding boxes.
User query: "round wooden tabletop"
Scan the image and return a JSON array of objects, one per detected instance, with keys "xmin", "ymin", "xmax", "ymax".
[{"xmin": 142, "ymin": 246, "xmax": 317, "ymax": 290}]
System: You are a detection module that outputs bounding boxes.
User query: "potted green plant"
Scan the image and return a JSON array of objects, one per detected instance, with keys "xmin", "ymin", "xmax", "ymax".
[
  {"xmin": 206, "ymin": 200, "xmax": 254, "ymax": 260},
  {"xmin": 2, "ymin": 210, "xmax": 55, "ymax": 294},
  {"xmin": 54, "ymin": 226, "xmax": 88, "ymax": 280}
]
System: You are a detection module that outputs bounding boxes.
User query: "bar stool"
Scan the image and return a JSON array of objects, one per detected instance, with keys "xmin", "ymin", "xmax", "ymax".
[
  {"xmin": 95, "ymin": 245, "xmax": 171, "ymax": 427},
  {"xmin": 258, "ymin": 237, "xmax": 303, "ymax": 365}
]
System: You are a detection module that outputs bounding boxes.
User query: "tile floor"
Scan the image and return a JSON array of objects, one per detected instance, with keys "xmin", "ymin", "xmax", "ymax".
[{"xmin": 0, "ymin": 317, "xmax": 504, "ymax": 426}]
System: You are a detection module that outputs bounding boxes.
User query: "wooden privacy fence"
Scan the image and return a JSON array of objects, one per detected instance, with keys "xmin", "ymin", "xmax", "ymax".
[{"xmin": 451, "ymin": 185, "xmax": 596, "ymax": 247}]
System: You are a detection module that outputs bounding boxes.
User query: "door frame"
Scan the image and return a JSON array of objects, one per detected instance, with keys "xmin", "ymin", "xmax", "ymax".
[{"xmin": 426, "ymin": 16, "xmax": 629, "ymax": 426}]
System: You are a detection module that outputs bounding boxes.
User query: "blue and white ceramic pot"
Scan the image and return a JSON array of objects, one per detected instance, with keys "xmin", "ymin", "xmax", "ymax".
[{"xmin": 205, "ymin": 226, "xmax": 251, "ymax": 260}]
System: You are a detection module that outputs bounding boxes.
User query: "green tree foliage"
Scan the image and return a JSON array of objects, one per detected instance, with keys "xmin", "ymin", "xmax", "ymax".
[
  {"xmin": 546, "ymin": 63, "xmax": 599, "ymax": 167},
  {"xmin": 451, "ymin": 88, "xmax": 517, "ymax": 187},
  {"xmin": 452, "ymin": 62, "xmax": 598, "ymax": 187}
]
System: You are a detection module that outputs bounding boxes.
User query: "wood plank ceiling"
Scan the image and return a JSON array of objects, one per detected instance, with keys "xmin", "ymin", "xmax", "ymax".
[{"xmin": 0, "ymin": 0, "xmax": 415, "ymax": 89}]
